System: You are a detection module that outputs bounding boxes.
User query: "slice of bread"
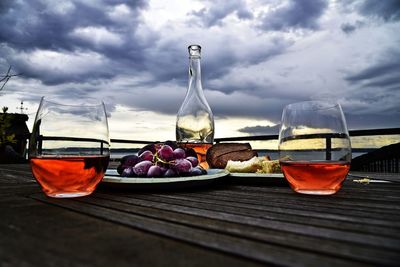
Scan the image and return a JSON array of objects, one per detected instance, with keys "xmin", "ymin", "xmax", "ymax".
[
  {"xmin": 225, "ymin": 156, "xmax": 263, "ymax": 173},
  {"xmin": 225, "ymin": 156, "xmax": 281, "ymax": 173},
  {"xmin": 206, "ymin": 143, "xmax": 258, "ymax": 169}
]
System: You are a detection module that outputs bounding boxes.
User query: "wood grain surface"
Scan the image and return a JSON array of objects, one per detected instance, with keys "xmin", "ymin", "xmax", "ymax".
[{"xmin": 1, "ymin": 164, "xmax": 399, "ymax": 267}]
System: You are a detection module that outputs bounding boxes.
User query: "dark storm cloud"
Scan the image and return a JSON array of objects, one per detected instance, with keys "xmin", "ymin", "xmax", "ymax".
[
  {"xmin": 0, "ymin": 0, "xmax": 146, "ymax": 51},
  {"xmin": 360, "ymin": 76, "xmax": 400, "ymax": 89},
  {"xmin": 0, "ymin": 0, "xmax": 283, "ymax": 91},
  {"xmin": 190, "ymin": 0, "xmax": 253, "ymax": 27},
  {"xmin": 0, "ymin": 0, "xmax": 149, "ymax": 85},
  {"xmin": 340, "ymin": 20, "xmax": 365, "ymax": 34},
  {"xmin": 0, "ymin": 0, "xmax": 291, "ymax": 112},
  {"xmin": 1, "ymin": 0, "xmax": 399, "ymax": 133},
  {"xmin": 346, "ymin": 114, "xmax": 400, "ymax": 130},
  {"xmin": 357, "ymin": 0, "xmax": 400, "ymax": 22},
  {"xmin": 238, "ymin": 124, "xmax": 281, "ymax": 135},
  {"xmin": 0, "ymin": 0, "xmax": 13, "ymax": 12},
  {"xmin": 208, "ymin": 93, "xmax": 298, "ymax": 122},
  {"xmin": 345, "ymin": 51, "xmax": 400, "ymax": 89},
  {"xmin": 259, "ymin": 0, "xmax": 328, "ymax": 31},
  {"xmin": 138, "ymin": 36, "xmax": 291, "ymax": 96},
  {"xmin": 346, "ymin": 61, "xmax": 400, "ymax": 83},
  {"xmin": 341, "ymin": 23, "xmax": 356, "ymax": 34},
  {"xmin": 6, "ymin": 51, "xmax": 116, "ymax": 85},
  {"xmin": 204, "ymin": 38, "xmax": 291, "ymax": 94}
]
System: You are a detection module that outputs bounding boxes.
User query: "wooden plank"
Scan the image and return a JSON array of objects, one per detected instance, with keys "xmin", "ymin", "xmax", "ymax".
[
  {"xmin": 122, "ymin": 193, "xmax": 400, "ymax": 251},
  {"xmin": 31, "ymin": 193, "xmax": 376, "ymax": 267},
  {"xmin": 2, "ymin": 165, "xmax": 400, "ymax": 266},
  {"xmin": 140, "ymin": 194, "xmax": 399, "ymax": 238},
  {"xmin": 0, "ymin": 194, "xmax": 262, "ymax": 267},
  {"xmin": 229, "ymin": 185, "xmax": 400, "ymax": 210},
  {"xmin": 225, "ymin": 184, "xmax": 400, "ymax": 199},
  {"xmin": 167, "ymin": 190, "xmax": 400, "ymax": 223},
  {"xmin": 86, "ymin": 193, "xmax": 399, "ymax": 266},
  {"xmin": 0, "ymin": 184, "xmax": 40, "ymax": 195},
  {"xmin": 136, "ymin": 194, "xmax": 400, "ymax": 228},
  {"xmin": 0, "ymin": 164, "xmax": 32, "ymax": 173},
  {"xmin": 224, "ymin": 183, "xmax": 400, "ymax": 202},
  {"xmin": 187, "ymin": 187, "xmax": 400, "ymax": 212},
  {"xmin": 138, "ymin": 192, "xmax": 400, "ymax": 234},
  {"xmin": 0, "ymin": 165, "xmax": 35, "ymax": 184}
]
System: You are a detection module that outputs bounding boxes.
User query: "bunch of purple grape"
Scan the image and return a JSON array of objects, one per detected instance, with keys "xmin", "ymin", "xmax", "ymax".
[{"xmin": 117, "ymin": 141, "xmax": 207, "ymax": 177}]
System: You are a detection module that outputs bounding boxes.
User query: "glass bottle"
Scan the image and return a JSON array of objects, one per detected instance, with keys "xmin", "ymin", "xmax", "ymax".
[{"xmin": 176, "ymin": 45, "xmax": 214, "ymax": 168}]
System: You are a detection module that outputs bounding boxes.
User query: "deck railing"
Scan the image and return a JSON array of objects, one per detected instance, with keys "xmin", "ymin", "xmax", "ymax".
[
  {"xmin": 25, "ymin": 128, "xmax": 400, "ymax": 173},
  {"xmin": 109, "ymin": 128, "xmax": 400, "ymax": 173},
  {"xmin": 109, "ymin": 128, "xmax": 399, "ymax": 151}
]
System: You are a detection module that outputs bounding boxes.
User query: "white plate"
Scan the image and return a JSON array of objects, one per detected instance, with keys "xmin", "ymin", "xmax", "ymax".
[
  {"xmin": 102, "ymin": 169, "xmax": 229, "ymax": 189},
  {"xmin": 229, "ymin": 172, "xmax": 284, "ymax": 178},
  {"xmin": 228, "ymin": 172, "xmax": 287, "ymax": 185}
]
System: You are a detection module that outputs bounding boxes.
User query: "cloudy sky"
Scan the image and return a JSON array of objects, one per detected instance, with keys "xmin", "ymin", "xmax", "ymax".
[{"xmin": 0, "ymin": 0, "xmax": 399, "ymax": 143}]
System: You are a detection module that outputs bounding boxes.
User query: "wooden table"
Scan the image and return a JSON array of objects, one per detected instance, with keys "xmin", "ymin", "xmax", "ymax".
[{"xmin": 1, "ymin": 164, "xmax": 399, "ymax": 267}]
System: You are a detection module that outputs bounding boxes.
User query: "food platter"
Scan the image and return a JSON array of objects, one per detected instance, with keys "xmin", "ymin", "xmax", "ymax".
[
  {"xmin": 102, "ymin": 168, "xmax": 287, "ymax": 189},
  {"xmin": 101, "ymin": 169, "xmax": 229, "ymax": 190}
]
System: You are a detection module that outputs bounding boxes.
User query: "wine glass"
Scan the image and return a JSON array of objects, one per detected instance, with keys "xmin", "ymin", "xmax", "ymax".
[
  {"xmin": 278, "ymin": 101, "xmax": 351, "ymax": 195},
  {"xmin": 29, "ymin": 97, "xmax": 110, "ymax": 198}
]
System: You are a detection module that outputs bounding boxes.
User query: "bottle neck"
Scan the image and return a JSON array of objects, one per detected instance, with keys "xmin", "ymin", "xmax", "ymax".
[{"xmin": 188, "ymin": 56, "xmax": 203, "ymax": 94}]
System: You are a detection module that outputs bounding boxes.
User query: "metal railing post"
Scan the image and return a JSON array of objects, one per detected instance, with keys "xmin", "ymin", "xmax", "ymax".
[{"xmin": 326, "ymin": 137, "xmax": 332, "ymax": 161}]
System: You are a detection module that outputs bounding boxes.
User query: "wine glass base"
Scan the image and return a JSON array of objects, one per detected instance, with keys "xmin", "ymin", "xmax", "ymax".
[
  {"xmin": 46, "ymin": 191, "xmax": 93, "ymax": 198},
  {"xmin": 294, "ymin": 189, "xmax": 338, "ymax": 195}
]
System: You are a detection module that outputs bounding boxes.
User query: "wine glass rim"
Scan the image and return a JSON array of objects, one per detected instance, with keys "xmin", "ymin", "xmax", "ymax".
[
  {"xmin": 41, "ymin": 96, "xmax": 104, "ymax": 107},
  {"xmin": 285, "ymin": 100, "xmax": 340, "ymax": 111}
]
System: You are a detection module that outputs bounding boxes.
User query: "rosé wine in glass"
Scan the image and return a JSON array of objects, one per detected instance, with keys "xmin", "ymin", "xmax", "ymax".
[
  {"xmin": 29, "ymin": 97, "xmax": 110, "ymax": 198},
  {"xmin": 278, "ymin": 101, "xmax": 351, "ymax": 195}
]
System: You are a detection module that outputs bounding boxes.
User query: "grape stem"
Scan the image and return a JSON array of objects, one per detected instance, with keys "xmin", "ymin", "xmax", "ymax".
[{"xmin": 154, "ymin": 151, "xmax": 174, "ymax": 166}]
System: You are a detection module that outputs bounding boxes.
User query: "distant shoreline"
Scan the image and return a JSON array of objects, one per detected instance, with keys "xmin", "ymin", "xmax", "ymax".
[{"xmin": 109, "ymin": 148, "xmax": 372, "ymax": 160}]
